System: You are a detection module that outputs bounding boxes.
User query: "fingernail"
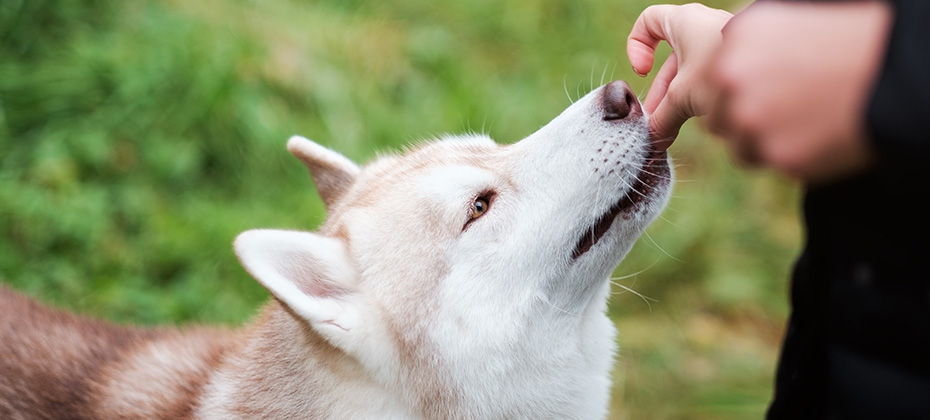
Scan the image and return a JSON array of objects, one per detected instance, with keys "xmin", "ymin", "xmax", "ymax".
[{"xmin": 632, "ymin": 66, "xmax": 646, "ymax": 77}]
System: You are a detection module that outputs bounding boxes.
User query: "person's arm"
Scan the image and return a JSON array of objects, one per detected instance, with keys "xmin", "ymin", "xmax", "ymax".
[
  {"xmin": 627, "ymin": 2, "xmax": 895, "ymax": 184},
  {"xmin": 710, "ymin": 1, "xmax": 892, "ymax": 183}
]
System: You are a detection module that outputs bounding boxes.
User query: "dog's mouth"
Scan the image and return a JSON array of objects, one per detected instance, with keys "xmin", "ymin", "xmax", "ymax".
[{"xmin": 571, "ymin": 150, "xmax": 669, "ymax": 260}]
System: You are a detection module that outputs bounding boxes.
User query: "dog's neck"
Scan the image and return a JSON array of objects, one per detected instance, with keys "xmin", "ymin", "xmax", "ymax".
[
  {"xmin": 195, "ymin": 302, "xmax": 423, "ymax": 419},
  {"xmin": 197, "ymin": 290, "xmax": 615, "ymax": 420},
  {"xmin": 424, "ymin": 280, "xmax": 617, "ymax": 420}
]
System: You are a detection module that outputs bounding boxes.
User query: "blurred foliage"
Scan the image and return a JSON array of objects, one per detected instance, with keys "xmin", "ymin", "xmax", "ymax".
[{"xmin": 1, "ymin": 0, "xmax": 800, "ymax": 418}]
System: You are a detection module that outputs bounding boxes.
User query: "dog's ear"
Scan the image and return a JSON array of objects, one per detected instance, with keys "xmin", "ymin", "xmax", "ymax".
[
  {"xmin": 287, "ymin": 135, "xmax": 360, "ymax": 209},
  {"xmin": 234, "ymin": 229, "xmax": 361, "ymax": 349}
]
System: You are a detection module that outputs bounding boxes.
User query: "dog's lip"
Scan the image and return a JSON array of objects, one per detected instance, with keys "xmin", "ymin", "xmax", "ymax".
[{"xmin": 571, "ymin": 149, "xmax": 669, "ymax": 260}]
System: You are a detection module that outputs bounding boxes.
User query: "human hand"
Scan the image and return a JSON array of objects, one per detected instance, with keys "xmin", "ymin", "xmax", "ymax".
[
  {"xmin": 626, "ymin": 3, "xmax": 733, "ymax": 150},
  {"xmin": 710, "ymin": 1, "xmax": 893, "ymax": 183}
]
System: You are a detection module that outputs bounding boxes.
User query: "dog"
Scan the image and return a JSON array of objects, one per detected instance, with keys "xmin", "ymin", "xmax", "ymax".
[{"xmin": 0, "ymin": 80, "xmax": 672, "ymax": 419}]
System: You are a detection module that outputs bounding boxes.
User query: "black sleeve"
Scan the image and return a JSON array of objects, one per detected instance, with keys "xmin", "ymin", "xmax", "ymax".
[{"xmin": 866, "ymin": 0, "xmax": 930, "ymax": 166}]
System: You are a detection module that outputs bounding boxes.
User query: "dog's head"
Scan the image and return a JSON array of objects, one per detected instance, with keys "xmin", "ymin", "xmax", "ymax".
[{"xmin": 234, "ymin": 81, "xmax": 672, "ymax": 418}]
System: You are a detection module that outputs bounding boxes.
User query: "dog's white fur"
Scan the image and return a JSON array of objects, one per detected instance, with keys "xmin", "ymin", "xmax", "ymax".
[{"xmin": 0, "ymin": 81, "xmax": 671, "ymax": 419}]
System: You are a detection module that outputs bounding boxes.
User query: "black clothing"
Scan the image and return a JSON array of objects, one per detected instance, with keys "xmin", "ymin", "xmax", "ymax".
[{"xmin": 766, "ymin": 1, "xmax": 930, "ymax": 419}]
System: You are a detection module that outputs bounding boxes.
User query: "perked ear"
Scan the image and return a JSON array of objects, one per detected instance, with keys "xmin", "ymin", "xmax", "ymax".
[
  {"xmin": 234, "ymin": 229, "xmax": 360, "ymax": 348},
  {"xmin": 287, "ymin": 135, "xmax": 360, "ymax": 209}
]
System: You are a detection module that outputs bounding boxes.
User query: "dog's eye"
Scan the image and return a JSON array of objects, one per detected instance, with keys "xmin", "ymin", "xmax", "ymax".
[
  {"xmin": 471, "ymin": 197, "xmax": 489, "ymax": 219},
  {"xmin": 463, "ymin": 192, "xmax": 495, "ymax": 232}
]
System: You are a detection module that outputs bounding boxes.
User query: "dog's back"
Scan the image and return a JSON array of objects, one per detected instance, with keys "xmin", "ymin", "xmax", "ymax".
[{"xmin": 0, "ymin": 286, "xmax": 233, "ymax": 420}]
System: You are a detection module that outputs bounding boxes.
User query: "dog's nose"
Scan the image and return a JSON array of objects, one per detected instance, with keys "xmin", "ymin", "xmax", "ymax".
[{"xmin": 602, "ymin": 81, "xmax": 640, "ymax": 120}]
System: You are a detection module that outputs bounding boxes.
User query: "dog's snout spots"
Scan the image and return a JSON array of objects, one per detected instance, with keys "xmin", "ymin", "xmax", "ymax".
[{"xmin": 602, "ymin": 81, "xmax": 640, "ymax": 121}]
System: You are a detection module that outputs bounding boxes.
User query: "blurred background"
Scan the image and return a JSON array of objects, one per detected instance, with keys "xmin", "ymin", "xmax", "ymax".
[{"xmin": 0, "ymin": 0, "xmax": 800, "ymax": 418}]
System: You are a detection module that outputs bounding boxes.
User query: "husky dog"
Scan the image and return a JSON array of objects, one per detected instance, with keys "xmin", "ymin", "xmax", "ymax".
[{"xmin": 0, "ymin": 81, "xmax": 672, "ymax": 420}]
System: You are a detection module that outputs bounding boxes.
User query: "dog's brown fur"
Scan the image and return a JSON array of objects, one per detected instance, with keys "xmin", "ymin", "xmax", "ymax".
[
  {"xmin": 0, "ymin": 286, "xmax": 233, "ymax": 419},
  {"xmin": 0, "ymin": 285, "xmax": 408, "ymax": 420}
]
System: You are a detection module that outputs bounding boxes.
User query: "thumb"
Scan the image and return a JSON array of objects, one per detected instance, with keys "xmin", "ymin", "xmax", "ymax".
[
  {"xmin": 643, "ymin": 52, "xmax": 679, "ymax": 115},
  {"xmin": 648, "ymin": 95, "xmax": 691, "ymax": 151}
]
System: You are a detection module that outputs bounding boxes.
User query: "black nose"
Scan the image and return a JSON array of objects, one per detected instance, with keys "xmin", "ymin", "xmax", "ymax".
[{"xmin": 602, "ymin": 81, "xmax": 640, "ymax": 120}]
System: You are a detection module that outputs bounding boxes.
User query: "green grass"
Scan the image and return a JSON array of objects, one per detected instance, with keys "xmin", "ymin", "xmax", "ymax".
[{"xmin": 1, "ymin": 0, "xmax": 800, "ymax": 418}]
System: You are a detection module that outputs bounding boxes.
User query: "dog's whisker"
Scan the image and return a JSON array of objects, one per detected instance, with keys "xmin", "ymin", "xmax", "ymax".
[
  {"xmin": 614, "ymin": 173, "xmax": 641, "ymax": 196},
  {"xmin": 653, "ymin": 212, "xmax": 681, "ymax": 229},
  {"xmin": 636, "ymin": 85, "xmax": 648, "ymax": 102},
  {"xmin": 617, "ymin": 170, "xmax": 650, "ymax": 199},
  {"xmin": 590, "ymin": 63, "xmax": 596, "ymax": 93},
  {"xmin": 611, "ymin": 258, "xmax": 660, "ymax": 281},
  {"xmin": 668, "ymin": 177, "xmax": 697, "ymax": 184},
  {"xmin": 610, "ymin": 278, "xmax": 658, "ymax": 312},
  {"xmin": 537, "ymin": 293, "xmax": 580, "ymax": 317},
  {"xmin": 638, "ymin": 167, "xmax": 675, "ymax": 183},
  {"xmin": 563, "ymin": 75, "xmax": 574, "ymax": 104},
  {"xmin": 600, "ymin": 62, "xmax": 610, "ymax": 87},
  {"xmin": 641, "ymin": 229, "xmax": 683, "ymax": 262}
]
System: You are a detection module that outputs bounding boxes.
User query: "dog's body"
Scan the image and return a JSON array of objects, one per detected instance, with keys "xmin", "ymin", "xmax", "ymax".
[{"xmin": 0, "ymin": 81, "xmax": 672, "ymax": 420}]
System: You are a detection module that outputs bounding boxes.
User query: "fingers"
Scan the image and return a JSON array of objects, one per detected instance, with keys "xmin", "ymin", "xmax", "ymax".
[
  {"xmin": 644, "ymin": 53, "xmax": 682, "ymax": 151},
  {"xmin": 627, "ymin": 3, "xmax": 734, "ymax": 150},
  {"xmin": 626, "ymin": 5, "xmax": 676, "ymax": 77},
  {"xmin": 627, "ymin": 5, "xmax": 684, "ymax": 150},
  {"xmin": 648, "ymin": 95, "xmax": 689, "ymax": 151},
  {"xmin": 643, "ymin": 52, "xmax": 678, "ymax": 115}
]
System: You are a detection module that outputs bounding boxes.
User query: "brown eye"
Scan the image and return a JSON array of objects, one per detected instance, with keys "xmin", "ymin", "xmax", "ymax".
[
  {"xmin": 463, "ymin": 192, "xmax": 495, "ymax": 232},
  {"xmin": 471, "ymin": 197, "xmax": 489, "ymax": 219}
]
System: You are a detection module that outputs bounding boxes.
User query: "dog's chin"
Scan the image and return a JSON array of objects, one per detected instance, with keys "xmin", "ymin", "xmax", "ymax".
[{"xmin": 571, "ymin": 150, "xmax": 670, "ymax": 261}]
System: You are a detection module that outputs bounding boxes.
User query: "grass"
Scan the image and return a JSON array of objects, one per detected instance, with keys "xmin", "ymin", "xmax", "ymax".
[{"xmin": 0, "ymin": 0, "xmax": 800, "ymax": 418}]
